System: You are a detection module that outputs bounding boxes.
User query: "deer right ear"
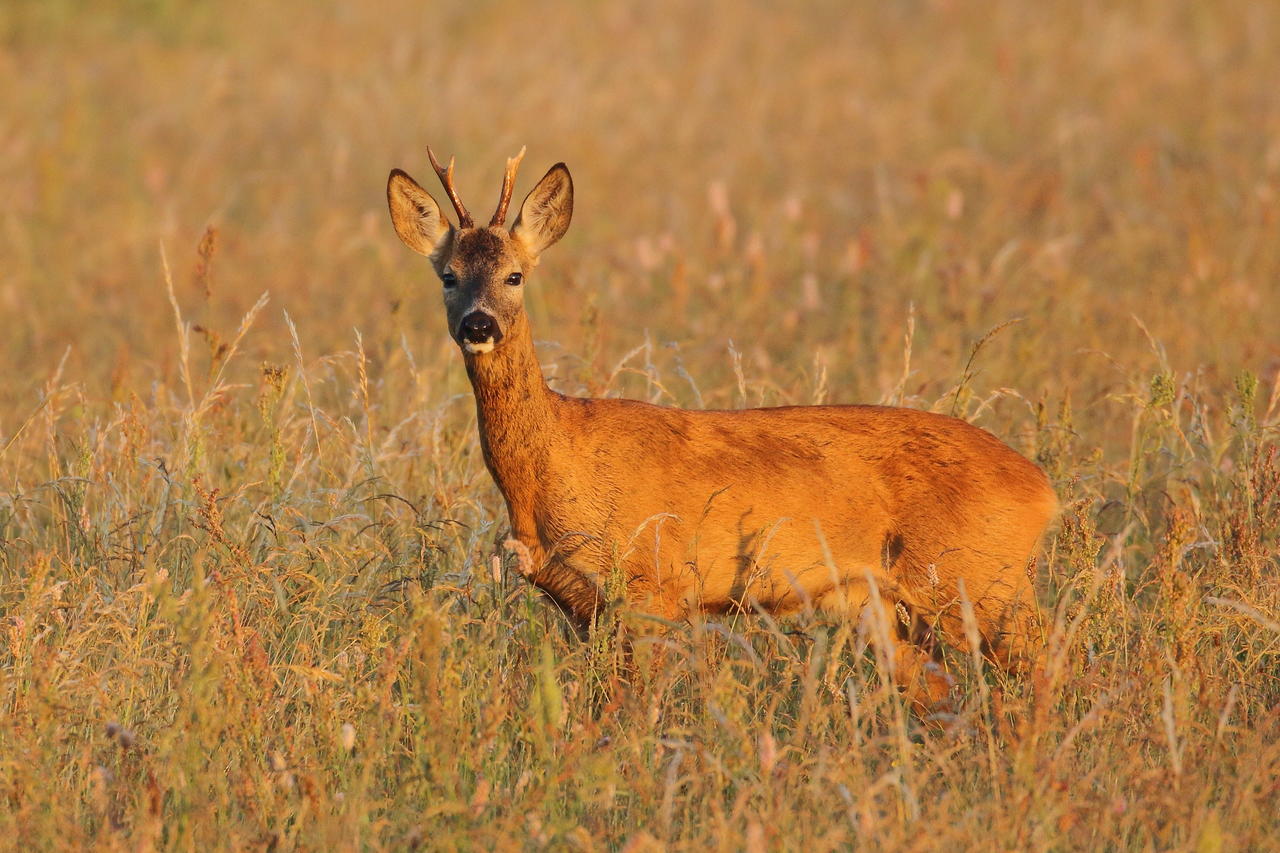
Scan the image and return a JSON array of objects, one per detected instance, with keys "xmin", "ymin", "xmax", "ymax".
[
  {"xmin": 510, "ymin": 163, "xmax": 573, "ymax": 260},
  {"xmin": 387, "ymin": 169, "xmax": 452, "ymax": 257}
]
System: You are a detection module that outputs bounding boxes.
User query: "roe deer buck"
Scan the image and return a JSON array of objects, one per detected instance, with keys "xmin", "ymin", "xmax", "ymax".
[{"xmin": 387, "ymin": 147, "xmax": 1058, "ymax": 710}]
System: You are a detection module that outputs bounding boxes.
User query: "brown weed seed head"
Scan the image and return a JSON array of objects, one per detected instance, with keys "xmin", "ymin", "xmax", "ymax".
[
  {"xmin": 193, "ymin": 225, "xmax": 218, "ymax": 301},
  {"xmin": 105, "ymin": 722, "xmax": 136, "ymax": 750}
]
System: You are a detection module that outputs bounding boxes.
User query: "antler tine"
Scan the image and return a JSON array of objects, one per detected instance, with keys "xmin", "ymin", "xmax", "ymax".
[
  {"xmin": 426, "ymin": 146, "xmax": 474, "ymax": 228},
  {"xmin": 489, "ymin": 145, "xmax": 527, "ymax": 227}
]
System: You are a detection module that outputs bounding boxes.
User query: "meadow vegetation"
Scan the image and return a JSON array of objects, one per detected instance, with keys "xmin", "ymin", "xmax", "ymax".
[{"xmin": 1, "ymin": 0, "xmax": 1278, "ymax": 848}]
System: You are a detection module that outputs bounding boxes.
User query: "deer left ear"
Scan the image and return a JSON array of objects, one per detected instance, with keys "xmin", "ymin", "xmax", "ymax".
[{"xmin": 511, "ymin": 164, "xmax": 573, "ymax": 260}]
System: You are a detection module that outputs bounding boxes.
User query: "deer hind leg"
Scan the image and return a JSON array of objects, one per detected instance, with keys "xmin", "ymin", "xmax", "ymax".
[
  {"xmin": 939, "ymin": 568, "xmax": 1046, "ymax": 679},
  {"xmin": 983, "ymin": 583, "xmax": 1047, "ymax": 678},
  {"xmin": 819, "ymin": 585, "xmax": 954, "ymax": 716},
  {"xmin": 889, "ymin": 608, "xmax": 956, "ymax": 715}
]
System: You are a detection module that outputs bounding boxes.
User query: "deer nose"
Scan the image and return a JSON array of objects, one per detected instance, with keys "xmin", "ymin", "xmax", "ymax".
[{"xmin": 460, "ymin": 311, "xmax": 501, "ymax": 344}]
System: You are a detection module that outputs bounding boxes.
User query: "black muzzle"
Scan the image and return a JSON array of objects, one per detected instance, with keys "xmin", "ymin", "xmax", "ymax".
[{"xmin": 459, "ymin": 311, "xmax": 502, "ymax": 346}]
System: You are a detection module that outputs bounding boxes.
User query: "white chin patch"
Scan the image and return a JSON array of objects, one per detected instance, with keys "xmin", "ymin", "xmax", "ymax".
[{"xmin": 463, "ymin": 339, "xmax": 495, "ymax": 354}]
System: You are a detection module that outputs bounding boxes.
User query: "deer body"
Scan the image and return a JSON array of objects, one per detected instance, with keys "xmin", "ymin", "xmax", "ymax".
[{"xmin": 388, "ymin": 149, "xmax": 1057, "ymax": 708}]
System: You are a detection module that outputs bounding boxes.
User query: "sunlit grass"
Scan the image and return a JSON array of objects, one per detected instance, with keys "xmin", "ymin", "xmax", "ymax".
[{"xmin": 1, "ymin": 0, "xmax": 1278, "ymax": 848}]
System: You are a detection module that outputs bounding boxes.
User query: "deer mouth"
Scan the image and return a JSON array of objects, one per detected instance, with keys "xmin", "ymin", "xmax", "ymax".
[{"xmin": 463, "ymin": 339, "xmax": 496, "ymax": 354}]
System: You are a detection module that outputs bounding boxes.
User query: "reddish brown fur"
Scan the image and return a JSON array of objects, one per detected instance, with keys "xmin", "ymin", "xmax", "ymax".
[{"xmin": 388, "ymin": 151, "xmax": 1059, "ymax": 710}]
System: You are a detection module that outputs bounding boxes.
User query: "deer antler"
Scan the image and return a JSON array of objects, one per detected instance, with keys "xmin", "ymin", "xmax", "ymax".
[
  {"xmin": 489, "ymin": 146, "xmax": 527, "ymax": 227},
  {"xmin": 426, "ymin": 147, "xmax": 474, "ymax": 228}
]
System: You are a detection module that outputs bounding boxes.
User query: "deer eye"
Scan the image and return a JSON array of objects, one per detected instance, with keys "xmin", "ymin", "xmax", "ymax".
[
  {"xmin": 506, "ymin": 272, "xmax": 523, "ymax": 287},
  {"xmin": 441, "ymin": 271, "xmax": 458, "ymax": 288}
]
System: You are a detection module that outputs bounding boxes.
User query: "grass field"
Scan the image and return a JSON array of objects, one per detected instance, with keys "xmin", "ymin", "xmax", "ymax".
[{"xmin": 2, "ymin": 0, "xmax": 1278, "ymax": 849}]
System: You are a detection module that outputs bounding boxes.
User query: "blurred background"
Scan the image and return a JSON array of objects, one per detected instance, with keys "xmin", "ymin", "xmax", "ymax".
[
  {"xmin": 3, "ymin": 0, "xmax": 1277, "ymax": 436},
  {"xmin": 4, "ymin": 3, "xmax": 1280, "ymax": 847}
]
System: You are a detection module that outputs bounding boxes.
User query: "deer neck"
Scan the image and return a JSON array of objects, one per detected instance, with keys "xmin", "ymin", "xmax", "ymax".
[{"xmin": 463, "ymin": 313, "xmax": 558, "ymax": 528}]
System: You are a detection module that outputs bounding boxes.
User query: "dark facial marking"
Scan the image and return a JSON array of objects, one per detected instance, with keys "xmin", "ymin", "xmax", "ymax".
[{"xmin": 449, "ymin": 229, "xmax": 509, "ymax": 276}]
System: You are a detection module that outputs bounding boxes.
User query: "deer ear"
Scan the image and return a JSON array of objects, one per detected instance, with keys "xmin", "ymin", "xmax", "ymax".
[
  {"xmin": 510, "ymin": 163, "xmax": 573, "ymax": 260},
  {"xmin": 388, "ymin": 169, "xmax": 452, "ymax": 256}
]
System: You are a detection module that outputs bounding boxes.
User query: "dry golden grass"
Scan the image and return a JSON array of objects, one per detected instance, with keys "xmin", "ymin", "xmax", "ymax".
[{"xmin": 1, "ymin": 0, "xmax": 1278, "ymax": 849}]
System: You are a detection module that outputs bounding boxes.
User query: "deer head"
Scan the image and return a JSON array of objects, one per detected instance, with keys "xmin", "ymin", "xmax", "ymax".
[{"xmin": 387, "ymin": 147, "xmax": 573, "ymax": 354}]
